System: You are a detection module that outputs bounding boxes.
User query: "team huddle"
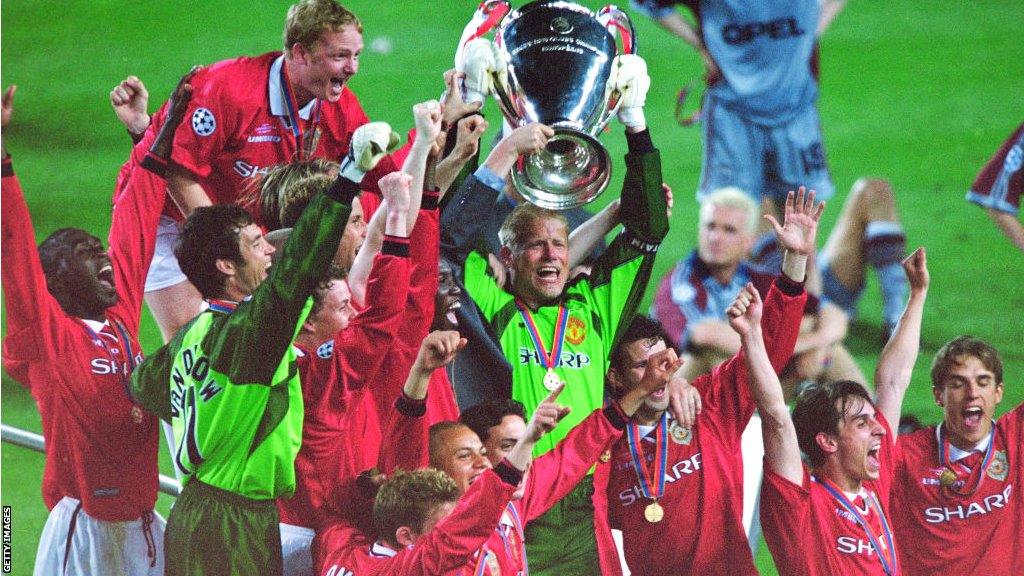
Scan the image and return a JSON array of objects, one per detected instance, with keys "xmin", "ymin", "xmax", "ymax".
[{"xmin": 2, "ymin": 0, "xmax": 1021, "ymax": 575}]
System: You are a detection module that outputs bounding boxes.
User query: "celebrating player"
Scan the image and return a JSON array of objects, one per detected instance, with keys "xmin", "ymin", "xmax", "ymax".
[
  {"xmin": 602, "ymin": 188, "xmax": 816, "ymax": 575},
  {"xmin": 752, "ymin": 248, "xmax": 929, "ymax": 575},
  {"xmin": 130, "ymin": 117, "xmax": 391, "ymax": 575},
  {"xmin": 113, "ymin": 0, "xmax": 401, "ymax": 343},
  {"xmin": 1, "ymin": 74, "xmax": 190, "ymax": 575}
]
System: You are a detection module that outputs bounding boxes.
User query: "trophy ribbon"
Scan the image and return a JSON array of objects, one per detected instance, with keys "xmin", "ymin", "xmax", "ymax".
[
  {"xmin": 627, "ymin": 413, "xmax": 669, "ymax": 523},
  {"xmin": 515, "ymin": 299, "xmax": 569, "ymax": 391}
]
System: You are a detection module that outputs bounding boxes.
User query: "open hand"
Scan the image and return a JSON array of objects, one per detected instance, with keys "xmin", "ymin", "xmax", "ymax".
[
  {"xmin": 763, "ymin": 187, "xmax": 825, "ymax": 256},
  {"xmin": 667, "ymin": 371, "xmax": 702, "ymax": 428}
]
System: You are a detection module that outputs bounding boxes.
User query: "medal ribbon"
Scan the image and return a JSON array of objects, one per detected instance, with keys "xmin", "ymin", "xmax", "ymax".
[
  {"xmin": 207, "ymin": 299, "xmax": 238, "ymax": 315},
  {"xmin": 280, "ymin": 62, "xmax": 322, "ymax": 161},
  {"xmin": 626, "ymin": 413, "xmax": 668, "ymax": 502},
  {"xmin": 816, "ymin": 478, "xmax": 898, "ymax": 576},
  {"xmin": 499, "ymin": 502, "xmax": 528, "ymax": 576},
  {"xmin": 937, "ymin": 422, "xmax": 996, "ymax": 496},
  {"xmin": 80, "ymin": 318, "xmax": 140, "ymax": 404},
  {"xmin": 514, "ymin": 300, "xmax": 568, "ymax": 371}
]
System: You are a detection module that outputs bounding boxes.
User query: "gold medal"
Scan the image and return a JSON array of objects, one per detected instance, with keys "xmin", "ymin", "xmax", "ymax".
[
  {"xmin": 130, "ymin": 405, "xmax": 144, "ymax": 425},
  {"xmin": 599, "ymin": 449, "xmax": 612, "ymax": 464},
  {"xmin": 938, "ymin": 467, "xmax": 958, "ymax": 488},
  {"xmin": 644, "ymin": 501, "xmax": 664, "ymax": 523},
  {"xmin": 543, "ymin": 368, "xmax": 562, "ymax": 391}
]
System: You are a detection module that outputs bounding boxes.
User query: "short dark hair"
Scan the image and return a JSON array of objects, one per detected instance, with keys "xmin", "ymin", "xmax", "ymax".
[
  {"xmin": 373, "ymin": 469, "xmax": 459, "ymax": 548},
  {"xmin": 460, "ymin": 399, "xmax": 526, "ymax": 444},
  {"xmin": 610, "ymin": 315, "xmax": 667, "ymax": 372},
  {"xmin": 791, "ymin": 380, "xmax": 874, "ymax": 467},
  {"xmin": 930, "ymin": 336, "xmax": 1003, "ymax": 389},
  {"xmin": 38, "ymin": 228, "xmax": 102, "ymax": 310},
  {"xmin": 175, "ymin": 205, "xmax": 253, "ymax": 299},
  {"xmin": 310, "ymin": 264, "xmax": 348, "ymax": 317}
]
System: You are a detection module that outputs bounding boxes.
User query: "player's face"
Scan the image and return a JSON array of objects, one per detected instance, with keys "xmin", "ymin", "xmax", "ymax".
[
  {"xmin": 232, "ymin": 224, "xmax": 276, "ymax": 297},
  {"xmin": 64, "ymin": 234, "xmax": 119, "ymax": 313},
  {"xmin": 832, "ymin": 396, "xmax": 886, "ymax": 487},
  {"xmin": 933, "ymin": 355, "xmax": 1004, "ymax": 448},
  {"xmin": 301, "ymin": 25, "xmax": 363, "ymax": 103},
  {"xmin": 333, "ymin": 199, "xmax": 365, "ymax": 270},
  {"xmin": 433, "ymin": 425, "xmax": 492, "ymax": 495},
  {"xmin": 697, "ymin": 205, "xmax": 753, "ymax": 269},
  {"xmin": 508, "ymin": 218, "xmax": 569, "ymax": 307},
  {"xmin": 615, "ymin": 337, "xmax": 670, "ymax": 418},
  {"xmin": 311, "ymin": 279, "xmax": 355, "ymax": 340},
  {"xmin": 433, "ymin": 261, "xmax": 462, "ymax": 330},
  {"xmin": 483, "ymin": 415, "xmax": 527, "ymax": 467}
]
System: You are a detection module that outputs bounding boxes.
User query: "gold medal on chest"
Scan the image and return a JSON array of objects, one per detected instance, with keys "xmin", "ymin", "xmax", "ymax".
[
  {"xmin": 938, "ymin": 467, "xmax": 958, "ymax": 488},
  {"xmin": 668, "ymin": 421, "xmax": 692, "ymax": 445},
  {"xmin": 130, "ymin": 405, "xmax": 144, "ymax": 425},
  {"xmin": 644, "ymin": 501, "xmax": 664, "ymax": 523}
]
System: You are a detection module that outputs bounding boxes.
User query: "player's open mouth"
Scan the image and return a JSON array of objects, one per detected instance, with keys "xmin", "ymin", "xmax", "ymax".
[
  {"xmin": 649, "ymin": 386, "xmax": 666, "ymax": 399},
  {"xmin": 330, "ymin": 77, "xmax": 346, "ymax": 93},
  {"xmin": 963, "ymin": 406, "xmax": 984, "ymax": 429},
  {"xmin": 537, "ymin": 266, "xmax": 560, "ymax": 282},
  {"xmin": 867, "ymin": 445, "xmax": 881, "ymax": 471},
  {"xmin": 98, "ymin": 265, "xmax": 115, "ymax": 288},
  {"xmin": 445, "ymin": 300, "xmax": 461, "ymax": 326}
]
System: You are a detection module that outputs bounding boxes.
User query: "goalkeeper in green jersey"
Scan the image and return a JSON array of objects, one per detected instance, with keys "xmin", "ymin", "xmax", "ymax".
[{"xmin": 131, "ymin": 118, "xmax": 399, "ymax": 576}]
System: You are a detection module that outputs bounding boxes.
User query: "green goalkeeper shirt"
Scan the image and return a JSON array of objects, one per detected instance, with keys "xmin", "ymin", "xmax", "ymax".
[
  {"xmin": 132, "ymin": 187, "xmax": 354, "ymax": 499},
  {"xmin": 463, "ymin": 148, "xmax": 667, "ymax": 456}
]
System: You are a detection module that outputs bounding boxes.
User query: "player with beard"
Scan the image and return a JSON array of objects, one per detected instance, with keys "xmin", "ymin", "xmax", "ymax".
[
  {"xmin": 601, "ymin": 188, "xmax": 814, "ymax": 576},
  {"xmin": 1, "ymin": 75, "xmax": 190, "ymax": 575},
  {"xmin": 751, "ymin": 249, "xmax": 930, "ymax": 575},
  {"xmin": 109, "ymin": 0, "xmax": 402, "ymax": 344},
  {"xmin": 872, "ymin": 251, "xmax": 1023, "ymax": 574}
]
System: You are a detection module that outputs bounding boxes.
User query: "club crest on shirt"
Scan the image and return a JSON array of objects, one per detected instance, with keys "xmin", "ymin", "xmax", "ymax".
[
  {"xmin": 566, "ymin": 315, "xmax": 586, "ymax": 345},
  {"xmin": 191, "ymin": 108, "xmax": 217, "ymax": 136},
  {"xmin": 317, "ymin": 340, "xmax": 335, "ymax": 359},
  {"xmin": 669, "ymin": 421, "xmax": 692, "ymax": 445},
  {"xmin": 987, "ymin": 450, "xmax": 1009, "ymax": 481}
]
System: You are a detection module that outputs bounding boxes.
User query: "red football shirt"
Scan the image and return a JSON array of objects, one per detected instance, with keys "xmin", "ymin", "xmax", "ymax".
[
  {"xmin": 605, "ymin": 279, "xmax": 806, "ymax": 576},
  {"xmin": 760, "ymin": 415, "xmax": 897, "ymax": 576},
  {"xmin": 892, "ymin": 403, "xmax": 1023, "ymax": 575},
  {"xmin": 2, "ymin": 150, "xmax": 161, "ymax": 521}
]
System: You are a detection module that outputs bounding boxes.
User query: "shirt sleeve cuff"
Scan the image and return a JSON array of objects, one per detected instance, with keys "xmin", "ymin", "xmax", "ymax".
[
  {"xmin": 473, "ymin": 165, "xmax": 507, "ymax": 193},
  {"xmin": 775, "ymin": 273, "xmax": 806, "ymax": 297},
  {"xmin": 625, "ymin": 128, "xmax": 655, "ymax": 154},
  {"xmin": 2, "ymin": 156, "xmax": 13, "ymax": 177},
  {"xmin": 421, "ymin": 188, "xmax": 441, "ymax": 211},
  {"xmin": 382, "ymin": 235, "xmax": 411, "ymax": 257},
  {"xmin": 395, "ymin": 392, "xmax": 427, "ymax": 417},
  {"xmin": 494, "ymin": 461, "xmax": 525, "ymax": 486}
]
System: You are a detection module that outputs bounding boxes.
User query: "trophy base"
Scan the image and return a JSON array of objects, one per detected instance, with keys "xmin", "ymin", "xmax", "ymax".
[{"xmin": 512, "ymin": 129, "xmax": 611, "ymax": 210}]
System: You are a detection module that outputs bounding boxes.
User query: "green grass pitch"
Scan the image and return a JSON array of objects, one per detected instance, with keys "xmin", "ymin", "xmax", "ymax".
[{"xmin": 2, "ymin": 1, "xmax": 1022, "ymax": 574}]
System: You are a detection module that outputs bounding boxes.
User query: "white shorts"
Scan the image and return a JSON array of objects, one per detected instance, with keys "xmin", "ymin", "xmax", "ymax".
[
  {"xmin": 280, "ymin": 523, "xmax": 315, "ymax": 576},
  {"xmin": 34, "ymin": 497, "xmax": 165, "ymax": 576},
  {"xmin": 144, "ymin": 215, "xmax": 188, "ymax": 292}
]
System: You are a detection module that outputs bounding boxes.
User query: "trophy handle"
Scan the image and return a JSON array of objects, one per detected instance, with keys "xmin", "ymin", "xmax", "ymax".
[
  {"xmin": 591, "ymin": 5, "xmax": 638, "ymax": 136},
  {"xmin": 597, "ymin": 6, "xmax": 638, "ymax": 55}
]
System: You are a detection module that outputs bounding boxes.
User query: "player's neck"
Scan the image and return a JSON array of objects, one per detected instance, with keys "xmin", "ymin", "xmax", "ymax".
[
  {"xmin": 633, "ymin": 406, "xmax": 664, "ymax": 427},
  {"xmin": 817, "ymin": 461, "xmax": 863, "ymax": 494},
  {"xmin": 283, "ymin": 60, "xmax": 316, "ymax": 109}
]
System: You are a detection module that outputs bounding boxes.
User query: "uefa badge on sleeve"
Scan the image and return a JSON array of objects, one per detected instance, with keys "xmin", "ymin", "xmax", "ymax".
[
  {"xmin": 191, "ymin": 107, "xmax": 217, "ymax": 136},
  {"xmin": 987, "ymin": 450, "xmax": 1009, "ymax": 481}
]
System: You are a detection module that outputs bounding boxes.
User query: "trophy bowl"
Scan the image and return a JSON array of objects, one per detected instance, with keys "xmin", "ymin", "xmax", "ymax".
[{"xmin": 487, "ymin": 0, "xmax": 636, "ymax": 210}]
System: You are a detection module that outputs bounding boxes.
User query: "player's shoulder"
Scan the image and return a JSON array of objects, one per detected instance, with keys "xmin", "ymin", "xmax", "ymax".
[{"xmin": 191, "ymin": 52, "xmax": 279, "ymax": 105}]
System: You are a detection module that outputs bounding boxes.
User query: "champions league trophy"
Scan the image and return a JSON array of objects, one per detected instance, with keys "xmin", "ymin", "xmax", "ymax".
[{"xmin": 456, "ymin": 1, "xmax": 637, "ymax": 210}]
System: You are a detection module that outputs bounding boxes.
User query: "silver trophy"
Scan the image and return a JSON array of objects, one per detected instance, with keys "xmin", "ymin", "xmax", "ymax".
[{"xmin": 460, "ymin": 1, "xmax": 637, "ymax": 210}]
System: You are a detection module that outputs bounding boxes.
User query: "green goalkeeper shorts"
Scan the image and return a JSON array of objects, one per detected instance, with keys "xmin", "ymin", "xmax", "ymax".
[
  {"xmin": 524, "ymin": 476, "xmax": 600, "ymax": 575},
  {"xmin": 165, "ymin": 479, "xmax": 282, "ymax": 576}
]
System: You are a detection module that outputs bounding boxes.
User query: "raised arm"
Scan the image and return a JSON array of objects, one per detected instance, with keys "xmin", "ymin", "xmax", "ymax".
[
  {"xmin": 874, "ymin": 247, "xmax": 929, "ymax": 437},
  {"xmin": 109, "ymin": 75, "xmax": 151, "ymax": 143},
  {"xmin": 985, "ymin": 208, "xmax": 1024, "ymax": 252},
  {"xmin": 347, "ymin": 171, "xmax": 411, "ymax": 306},
  {"xmin": 729, "ymin": 283, "xmax": 803, "ymax": 484},
  {"xmin": 402, "ymin": 100, "xmax": 444, "ymax": 231}
]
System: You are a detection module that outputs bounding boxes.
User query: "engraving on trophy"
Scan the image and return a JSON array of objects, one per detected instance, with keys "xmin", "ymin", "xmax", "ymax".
[{"xmin": 551, "ymin": 16, "xmax": 574, "ymax": 34}]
